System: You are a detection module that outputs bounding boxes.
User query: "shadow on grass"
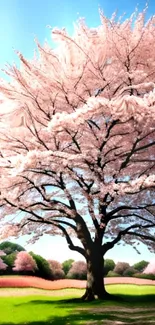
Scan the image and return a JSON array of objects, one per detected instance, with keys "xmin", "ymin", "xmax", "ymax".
[
  {"xmin": 1, "ymin": 309, "xmax": 155, "ymax": 325},
  {"xmin": 1, "ymin": 294, "xmax": 155, "ymax": 325},
  {"xmin": 15, "ymin": 293, "xmax": 155, "ymax": 306},
  {"xmin": 116, "ymin": 293, "xmax": 155, "ymax": 304}
]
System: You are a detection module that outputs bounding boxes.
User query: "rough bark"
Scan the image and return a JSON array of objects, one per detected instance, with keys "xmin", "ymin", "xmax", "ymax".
[{"xmin": 81, "ymin": 250, "xmax": 110, "ymax": 301}]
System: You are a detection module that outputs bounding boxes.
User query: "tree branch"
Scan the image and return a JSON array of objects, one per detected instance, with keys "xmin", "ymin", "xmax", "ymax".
[
  {"xmin": 103, "ymin": 223, "xmax": 154, "ymax": 254},
  {"xmin": 126, "ymin": 231, "xmax": 155, "ymax": 242},
  {"xmin": 28, "ymin": 217, "xmax": 86, "ymax": 257},
  {"xmin": 107, "ymin": 204, "xmax": 155, "ymax": 220}
]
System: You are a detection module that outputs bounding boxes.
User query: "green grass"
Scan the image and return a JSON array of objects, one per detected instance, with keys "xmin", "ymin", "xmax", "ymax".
[
  {"xmin": 0, "ymin": 275, "xmax": 21, "ymax": 277},
  {"xmin": 0, "ymin": 285, "xmax": 155, "ymax": 324},
  {"xmin": 107, "ymin": 284, "xmax": 155, "ymax": 298}
]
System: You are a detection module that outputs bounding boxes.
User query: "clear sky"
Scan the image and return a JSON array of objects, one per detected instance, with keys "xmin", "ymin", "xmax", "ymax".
[
  {"xmin": 0, "ymin": 0, "xmax": 155, "ymax": 72},
  {"xmin": 0, "ymin": 0, "xmax": 155, "ymax": 264}
]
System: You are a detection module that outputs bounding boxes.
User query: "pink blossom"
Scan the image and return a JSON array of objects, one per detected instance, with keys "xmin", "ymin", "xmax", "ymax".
[
  {"xmin": 0, "ymin": 258, "xmax": 7, "ymax": 270},
  {"xmin": 143, "ymin": 260, "xmax": 155, "ymax": 274},
  {"xmin": 0, "ymin": 9, "xmax": 154, "ymax": 288},
  {"xmin": 13, "ymin": 251, "xmax": 38, "ymax": 272},
  {"xmin": 0, "ymin": 250, "xmax": 6, "ymax": 257}
]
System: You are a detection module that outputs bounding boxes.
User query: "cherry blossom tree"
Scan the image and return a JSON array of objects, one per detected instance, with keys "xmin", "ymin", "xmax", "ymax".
[
  {"xmin": 143, "ymin": 260, "xmax": 155, "ymax": 274},
  {"xmin": 0, "ymin": 8, "xmax": 155, "ymax": 300},
  {"xmin": 67, "ymin": 260, "xmax": 87, "ymax": 279},
  {"xmin": 0, "ymin": 257, "xmax": 7, "ymax": 271},
  {"xmin": 0, "ymin": 250, "xmax": 6, "ymax": 257},
  {"xmin": 0, "ymin": 250, "xmax": 7, "ymax": 272},
  {"xmin": 13, "ymin": 251, "xmax": 38, "ymax": 272},
  {"xmin": 114, "ymin": 262, "xmax": 130, "ymax": 275},
  {"xmin": 48, "ymin": 260, "xmax": 65, "ymax": 279}
]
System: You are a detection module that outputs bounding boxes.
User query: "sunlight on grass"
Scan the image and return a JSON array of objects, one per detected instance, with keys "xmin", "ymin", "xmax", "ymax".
[
  {"xmin": 107, "ymin": 284, "xmax": 155, "ymax": 296},
  {"xmin": 0, "ymin": 285, "xmax": 154, "ymax": 324},
  {"xmin": 0, "ymin": 295, "xmax": 70, "ymax": 324}
]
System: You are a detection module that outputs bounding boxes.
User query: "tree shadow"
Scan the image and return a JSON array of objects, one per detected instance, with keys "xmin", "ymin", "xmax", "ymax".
[
  {"xmin": 1, "ymin": 294, "xmax": 155, "ymax": 325},
  {"xmin": 15, "ymin": 293, "xmax": 155, "ymax": 307},
  {"xmin": 116, "ymin": 293, "xmax": 155, "ymax": 304},
  {"xmin": 1, "ymin": 307, "xmax": 155, "ymax": 325},
  {"xmin": 14, "ymin": 295, "xmax": 123, "ymax": 308}
]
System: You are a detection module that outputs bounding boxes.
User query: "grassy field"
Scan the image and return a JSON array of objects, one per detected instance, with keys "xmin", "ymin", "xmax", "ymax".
[{"xmin": 0, "ymin": 285, "xmax": 155, "ymax": 325}]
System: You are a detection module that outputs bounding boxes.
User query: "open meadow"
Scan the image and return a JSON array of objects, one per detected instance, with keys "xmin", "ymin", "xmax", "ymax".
[{"xmin": 0, "ymin": 277, "xmax": 155, "ymax": 324}]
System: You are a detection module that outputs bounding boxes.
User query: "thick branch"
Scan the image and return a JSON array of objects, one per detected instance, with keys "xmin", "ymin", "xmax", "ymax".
[
  {"xmin": 107, "ymin": 204, "xmax": 155, "ymax": 220},
  {"xmin": 51, "ymin": 219, "xmax": 77, "ymax": 232},
  {"xmin": 28, "ymin": 217, "xmax": 86, "ymax": 257},
  {"xmin": 126, "ymin": 231, "xmax": 155, "ymax": 242},
  {"xmin": 103, "ymin": 223, "xmax": 154, "ymax": 254}
]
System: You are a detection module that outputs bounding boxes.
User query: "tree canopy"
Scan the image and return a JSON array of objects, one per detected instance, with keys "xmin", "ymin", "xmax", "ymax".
[
  {"xmin": 0, "ymin": 8, "xmax": 154, "ymax": 300},
  {"xmin": 0, "ymin": 257, "xmax": 7, "ymax": 271},
  {"xmin": 104, "ymin": 259, "xmax": 115, "ymax": 276},
  {"xmin": 67, "ymin": 260, "xmax": 87, "ymax": 280},
  {"xmin": 133, "ymin": 260, "xmax": 149, "ymax": 272},
  {"xmin": 48, "ymin": 260, "xmax": 65, "ymax": 279},
  {"xmin": 62, "ymin": 259, "xmax": 74, "ymax": 275},
  {"xmin": 143, "ymin": 260, "xmax": 155, "ymax": 275},
  {"xmin": 0, "ymin": 241, "xmax": 25, "ymax": 255},
  {"xmin": 30, "ymin": 252, "xmax": 53, "ymax": 279},
  {"xmin": 13, "ymin": 251, "xmax": 38, "ymax": 272}
]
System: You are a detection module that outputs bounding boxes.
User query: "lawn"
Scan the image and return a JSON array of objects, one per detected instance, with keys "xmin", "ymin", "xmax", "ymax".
[{"xmin": 0, "ymin": 285, "xmax": 155, "ymax": 325}]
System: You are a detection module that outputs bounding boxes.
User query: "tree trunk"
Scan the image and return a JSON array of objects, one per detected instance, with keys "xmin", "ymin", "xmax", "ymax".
[{"xmin": 82, "ymin": 251, "xmax": 110, "ymax": 301}]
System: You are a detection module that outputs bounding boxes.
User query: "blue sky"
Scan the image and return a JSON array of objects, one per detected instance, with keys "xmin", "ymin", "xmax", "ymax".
[
  {"xmin": 0, "ymin": 0, "xmax": 155, "ymax": 73},
  {"xmin": 0, "ymin": 0, "xmax": 155, "ymax": 263}
]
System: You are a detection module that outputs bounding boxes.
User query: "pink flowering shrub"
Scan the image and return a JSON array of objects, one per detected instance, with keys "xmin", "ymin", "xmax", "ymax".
[
  {"xmin": 0, "ymin": 257, "xmax": 7, "ymax": 271},
  {"xmin": 48, "ymin": 260, "xmax": 65, "ymax": 279},
  {"xmin": 114, "ymin": 262, "xmax": 130, "ymax": 276},
  {"xmin": 0, "ymin": 250, "xmax": 6, "ymax": 257},
  {"xmin": 67, "ymin": 261, "xmax": 87, "ymax": 280},
  {"xmin": 13, "ymin": 251, "xmax": 38, "ymax": 272},
  {"xmin": 143, "ymin": 260, "xmax": 155, "ymax": 275}
]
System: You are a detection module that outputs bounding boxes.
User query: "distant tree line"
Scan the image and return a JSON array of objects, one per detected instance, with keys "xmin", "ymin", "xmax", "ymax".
[{"xmin": 0, "ymin": 241, "xmax": 154, "ymax": 280}]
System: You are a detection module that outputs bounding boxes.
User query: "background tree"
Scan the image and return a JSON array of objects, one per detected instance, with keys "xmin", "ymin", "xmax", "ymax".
[
  {"xmin": 143, "ymin": 260, "xmax": 155, "ymax": 274},
  {"xmin": 104, "ymin": 259, "xmax": 115, "ymax": 276},
  {"xmin": 30, "ymin": 252, "xmax": 53, "ymax": 279},
  {"xmin": 0, "ymin": 8, "xmax": 155, "ymax": 300},
  {"xmin": 0, "ymin": 242, "xmax": 25, "ymax": 255},
  {"xmin": 114, "ymin": 262, "xmax": 130, "ymax": 276},
  {"xmin": 107, "ymin": 270, "xmax": 121, "ymax": 277},
  {"xmin": 67, "ymin": 261, "xmax": 87, "ymax": 280},
  {"xmin": 132, "ymin": 260, "xmax": 149, "ymax": 273},
  {"xmin": 2, "ymin": 252, "xmax": 17, "ymax": 274},
  {"xmin": 48, "ymin": 260, "xmax": 65, "ymax": 279},
  {"xmin": 0, "ymin": 251, "xmax": 7, "ymax": 273},
  {"xmin": 62, "ymin": 259, "xmax": 74, "ymax": 276},
  {"xmin": 0, "ymin": 241, "xmax": 25, "ymax": 275},
  {"xmin": 0, "ymin": 250, "xmax": 6, "ymax": 257},
  {"xmin": 13, "ymin": 251, "xmax": 38, "ymax": 273},
  {"xmin": 0, "ymin": 257, "xmax": 7, "ymax": 272},
  {"xmin": 123, "ymin": 266, "xmax": 137, "ymax": 277}
]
